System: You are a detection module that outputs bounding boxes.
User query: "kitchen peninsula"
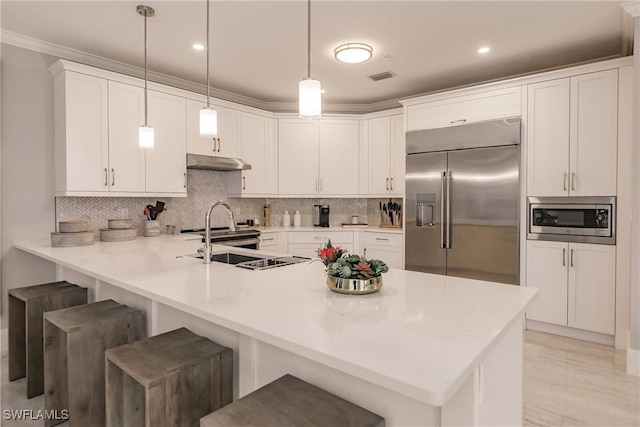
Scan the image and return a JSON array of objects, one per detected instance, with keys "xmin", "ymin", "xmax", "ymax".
[{"xmin": 15, "ymin": 236, "xmax": 537, "ymax": 426}]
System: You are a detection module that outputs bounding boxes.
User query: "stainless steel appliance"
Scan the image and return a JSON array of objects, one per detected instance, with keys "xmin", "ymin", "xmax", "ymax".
[
  {"xmin": 405, "ymin": 117, "xmax": 521, "ymax": 285},
  {"xmin": 319, "ymin": 205, "xmax": 330, "ymax": 227},
  {"xmin": 527, "ymin": 196, "xmax": 615, "ymax": 244}
]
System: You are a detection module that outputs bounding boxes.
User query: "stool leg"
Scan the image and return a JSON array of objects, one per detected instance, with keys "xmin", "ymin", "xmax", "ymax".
[
  {"xmin": 8, "ymin": 295, "xmax": 26, "ymax": 382},
  {"xmin": 44, "ymin": 319, "xmax": 68, "ymax": 427},
  {"xmin": 26, "ymin": 297, "xmax": 46, "ymax": 398}
]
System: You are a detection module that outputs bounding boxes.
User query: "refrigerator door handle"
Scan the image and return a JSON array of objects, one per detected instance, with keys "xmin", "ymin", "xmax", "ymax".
[
  {"xmin": 446, "ymin": 171, "xmax": 452, "ymax": 249},
  {"xmin": 441, "ymin": 171, "xmax": 446, "ymax": 248}
]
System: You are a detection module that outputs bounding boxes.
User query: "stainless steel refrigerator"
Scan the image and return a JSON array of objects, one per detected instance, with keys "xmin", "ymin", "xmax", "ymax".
[{"xmin": 405, "ymin": 117, "xmax": 520, "ymax": 285}]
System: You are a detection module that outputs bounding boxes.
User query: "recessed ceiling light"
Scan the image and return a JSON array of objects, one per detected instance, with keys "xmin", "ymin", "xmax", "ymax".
[
  {"xmin": 193, "ymin": 43, "xmax": 205, "ymax": 51},
  {"xmin": 334, "ymin": 43, "xmax": 373, "ymax": 64},
  {"xmin": 478, "ymin": 46, "xmax": 491, "ymax": 54}
]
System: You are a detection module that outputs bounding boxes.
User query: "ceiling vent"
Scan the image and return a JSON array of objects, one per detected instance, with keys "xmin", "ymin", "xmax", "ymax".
[{"xmin": 369, "ymin": 71, "xmax": 396, "ymax": 82}]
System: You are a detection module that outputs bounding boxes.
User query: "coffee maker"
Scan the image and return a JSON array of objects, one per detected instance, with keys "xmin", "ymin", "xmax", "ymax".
[{"xmin": 319, "ymin": 205, "xmax": 330, "ymax": 227}]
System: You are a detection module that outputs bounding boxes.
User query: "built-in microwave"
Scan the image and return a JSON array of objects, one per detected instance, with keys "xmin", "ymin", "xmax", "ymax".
[{"xmin": 527, "ymin": 196, "xmax": 615, "ymax": 245}]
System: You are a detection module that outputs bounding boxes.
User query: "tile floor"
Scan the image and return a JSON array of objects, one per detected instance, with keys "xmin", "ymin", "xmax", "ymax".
[{"xmin": 1, "ymin": 330, "xmax": 638, "ymax": 426}]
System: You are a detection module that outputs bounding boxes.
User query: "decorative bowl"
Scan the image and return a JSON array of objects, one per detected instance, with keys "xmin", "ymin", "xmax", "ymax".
[
  {"xmin": 107, "ymin": 219, "xmax": 133, "ymax": 229},
  {"xmin": 58, "ymin": 220, "xmax": 88, "ymax": 233},
  {"xmin": 326, "ymin": 275, "xmax": 383, "ymax": 295}
]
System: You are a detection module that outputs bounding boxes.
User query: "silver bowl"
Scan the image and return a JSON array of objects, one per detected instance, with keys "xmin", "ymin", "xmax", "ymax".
[{"xmin": 326, "ymin": 275, "xmax": 383, "ymax": 295}]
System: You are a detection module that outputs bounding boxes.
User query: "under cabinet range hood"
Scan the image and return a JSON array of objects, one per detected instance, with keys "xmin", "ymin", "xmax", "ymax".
[{"xmin": 186, "ymin": 154, "xmax": 251, "ymax": 171}]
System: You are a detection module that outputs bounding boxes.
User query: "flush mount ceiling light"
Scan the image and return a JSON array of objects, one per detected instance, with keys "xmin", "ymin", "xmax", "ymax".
[
  {"xmin": 137, "ymin": 5, "xmax": 154, "ymax": 149},
  {"xmin": 334, "ymin": 43, "xmax": 373, "ymax": 64},
  {"xmin": 478, "ymin": 46, "xmax": 491, "ymax": 54},
  {"xmin": 199, "ymin": 0, "xmax": 218, "ymax": 137},
  {"xmin": 299, "ymin": 0, "xmax": 321, "ymax": 118}
]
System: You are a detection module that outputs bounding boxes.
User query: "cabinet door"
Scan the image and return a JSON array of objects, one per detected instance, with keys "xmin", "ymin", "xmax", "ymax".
[
  {"xmin": 363, "ymin": 246, "xmax": 403, "ymax": 269},
  {"xmin": 390, "ymin": 114, "xmax": 405, "ymax": 195},
  {"xmin": 107, "ymin": 81, "xmax": 146, "ymax": 192},
  {"xmin": 318, "ymin": 120, "xmax": 359, "ymax": 194},
  {"xmin": 278, "ymin": 120, "xmax": 318, "ymax": 194},
  {"xmin": 186, "ymin": 99, "xmax": 216, "ymax": 156},
  {"xmin": 57, "ymin": 71, "xmax": 109, "ymax": 193},
  {"xmin": 527, "ymin": 79, "xmax": 570, "ymax": 196},
  {"xmin": 216, "ymin": 105, "xmax": 241, "ymax": 158},
  {"xmin": 569, "ymin": 70, "xmax": 618, "ymax": 196},
  {"xmin": 368, "ymin": 117, "xmax": 392, "ymax": 194},
  {"xmin": 240, "ymin": 113, "xmax": 269, "ymax": 194},
  {"xmin": 146, "ymin": 90, "xmax": 187, "ymax": 194},
  {"xmin": 567, "ymin": 243, "xmax": 616, "ymax": 335},
  {"xmin": 525, "ymin": 241, "xmax": 568, "ymax": 325}
]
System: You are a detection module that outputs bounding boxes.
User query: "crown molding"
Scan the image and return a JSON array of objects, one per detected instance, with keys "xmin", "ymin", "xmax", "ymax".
[
  {"xmin": 622, "ymin": 1, "xmax": 640, "ymax": 17},
  {"xmin": 1, "ymin": 30, "xmax": 401, "ymax": 115}
]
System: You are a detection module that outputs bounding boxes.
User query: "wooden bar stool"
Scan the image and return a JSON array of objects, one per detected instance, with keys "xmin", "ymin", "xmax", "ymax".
[
  {"xmin": 200, "ymin": 374, "xmax": 385, "ymax": 427},
  {"xmin": 8, "ymin": 281, "xmax": 87, "ymax": 398},
  {"xmin": 43, "ymin": 299, "xmax": 145, "ymax": 427},
  {"xmin": 105, "ymin": 327, "xmax": 232, "ymax": 427}
]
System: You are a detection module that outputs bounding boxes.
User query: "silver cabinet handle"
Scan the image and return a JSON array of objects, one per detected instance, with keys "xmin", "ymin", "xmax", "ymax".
[
  {"xmin": 563, "ymin": 173, "xmax": 567, "ymax": 191},
  {"xmin": 390, "ymin": 177, "xmax": 394, "ymax": 191},
  {"xmin": 386, "ymin": 178, "xmax": 389, "ymax": 191},
  {"xmin": 184, "ymin": 172, "xmax": 187, "ymax": 188},
  {"xmin": 242, "ymin": 176, "xmax": 246, "ymax": 190},
  {"xmin": 314, "ymin": 236, "xmax": 326, "ymax": 240},
  {"xmin": 218, "ymin": 138, "xmax": 222, "ymax": 152},
  {"xmin": 446, "ymin": 171, "xmax": 451, "ymax": 249},
  {"xmin": 111, "ymin": 168, "xmax": 115, "ymax": 186},
  {"xmin": 104, "ymin": 168, "xmax": 108, "ymax": 186},
  {"xmin": 570, "ymin": 248, "xmax": 574, "ymax": 267},
  {"xmin": 376, "ymin": 237, "xmax": 389, "ymax": 242},
  {"xmin": 319, "ymin": 178, "xmax": 323, "ymax": 192},
  {"xmin": 315, "ymin": 179, "xmax": 318, "ymax": 192},
  {"xmin": 262, "ymin": 237, "xmax": 274, "ymax": 242},
  {"xmin": 571, "ymin": 173, "xmax": 576, "ymax": 191},
  {"xmin": 563, "ymin": 248, "xmax": 566, "ymax": 266},
  {"xmin": 364, "ymin": 248, "xmax": 367, "ymax": 258},
  {"xmin": 450, "ymin": 119, "xmax": 467, "ymax": 125},
  {"xmin": 212, "ymin": 138, "xmax": 216, "ymax": 152},
  {"xmin": 441, "ymin": 171, "xmax": 446, "ymax": 249}
]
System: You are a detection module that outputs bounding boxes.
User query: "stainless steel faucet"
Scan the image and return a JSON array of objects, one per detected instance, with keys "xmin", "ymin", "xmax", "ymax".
[{"xmin": 203, "ymin": 200, "xmax": 237, "ymax": 264}]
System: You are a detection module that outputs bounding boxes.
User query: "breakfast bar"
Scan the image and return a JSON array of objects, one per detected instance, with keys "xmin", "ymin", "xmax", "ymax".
[{"xmin": 15, "ymin": 235, "xmax": 537, "ymax": 426}]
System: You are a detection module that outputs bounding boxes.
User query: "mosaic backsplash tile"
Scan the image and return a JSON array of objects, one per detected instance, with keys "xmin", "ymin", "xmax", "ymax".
[{"xmin": 56, "ymin": 170, "xmax": 402, "ymax": 236}]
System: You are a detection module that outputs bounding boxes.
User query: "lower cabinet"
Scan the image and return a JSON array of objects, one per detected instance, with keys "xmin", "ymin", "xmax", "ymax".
[
  {"xmin": 259, "ymin": 231, "xmax": 279, "ymax": 253},
  {"xmin": 526, "ymin": 240, "xmax": 615, "ymax": 335},
  {"xmin": 287, "ymin": 231, "xmax": 354, "ymax": 260},
  {"xmin": 362, "ymin": 232, "xmax": 403, "ymax": 269}
]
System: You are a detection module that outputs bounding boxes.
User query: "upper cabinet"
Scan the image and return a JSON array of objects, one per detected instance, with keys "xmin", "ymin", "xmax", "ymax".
[
  {"xmin": 405, "ymin": 87, "xmax": 521, "ymax": 131},
  {"xmin": 278, "ymin": 118, "xmax": 359, "ymax": 196},
  {"xmin": 368, "ymin": 114, "xmax": 404, "ymax": 196},
  {"xmin": 227, "ymin": 113, "xmax": 277, "ymax": 196},
  {"xmin": 186, "ymin": 99, "xmax": 241, "ymax": 158},
  {"xmin": 527, "ymin": 69, "xmax": 618, "ymax": 196}
]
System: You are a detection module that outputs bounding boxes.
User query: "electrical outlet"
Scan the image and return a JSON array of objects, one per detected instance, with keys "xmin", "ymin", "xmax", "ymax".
[{"xmin": 235, "ymin": 207, "xmax": 241, "ymax": 217}]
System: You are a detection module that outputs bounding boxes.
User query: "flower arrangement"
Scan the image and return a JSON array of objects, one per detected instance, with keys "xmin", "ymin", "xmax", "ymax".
[{"xmin": 318, "ymin": 240, "xmax": 389, "ymax": 280}]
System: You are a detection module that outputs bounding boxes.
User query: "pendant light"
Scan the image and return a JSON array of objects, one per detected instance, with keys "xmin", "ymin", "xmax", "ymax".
[
  {"xmin": 137, "ymin": 5, "xmax": 154, "ymax": 149},
  {"xmin": 199, "ymin": 0, "xmax": 218, "ymax": 137},
  {"xmin": 299, "ymin": 0, "xmax": 321, "ymax": 118}
]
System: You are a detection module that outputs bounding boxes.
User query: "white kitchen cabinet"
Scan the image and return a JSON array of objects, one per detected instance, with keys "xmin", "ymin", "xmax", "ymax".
[
  {"xmin": 406, "ymin": 86, "xmax": 522, "ymax": 131},
  {"xmin": 278, "ymin": 119, "xmax": 359, "ymax": 196},
  {"xmin": 186, "ymin": 99, "xmax": 241, "ymax": 158},
  {"xmin": 107, "ymin": 81, "xmax": 146, "ymax": 193},
  {"xmin": 527, "ymin": 69, "xmax": 618, "ymax": 196},
  {"xmin": 287, "ymin": 231, "xmax": 354, "ymax": 259},
  {"xmin": 259, "ymin": 231, "xmax": 279, "ymax": 253},
  {"xmin": 368, "ymin": 115, "xmax": 404, "ymax": 196},
  {"xmin": 526, "ymin": 240, "xmax": 615, "ymax": 335},
  {"xmin": 52, "ymin": 70, "xmax": 109, "ymax": 194},
  {"xmin": 362, "ymin": 232, "xmax": 403, "ymax": 269},
  {"xmin": 146, "ymin": 90, "xmax": 187, "ymax": 194},
  {"xmin": 227, "ymin": 113, "xmax": 276, "ymax": 196}
]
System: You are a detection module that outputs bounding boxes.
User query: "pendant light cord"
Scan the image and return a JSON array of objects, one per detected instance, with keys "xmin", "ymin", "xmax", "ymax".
[
  {"xmin": 206, "ymin": 0, "xmax": 210, "ymax": 108},
  {"xmin": 307, "ymin": 0, "xmax": 311, "ymax": 78},
  {"xmin": 144, "ymin": 8, "xmax": 148, "ymax": 126}
]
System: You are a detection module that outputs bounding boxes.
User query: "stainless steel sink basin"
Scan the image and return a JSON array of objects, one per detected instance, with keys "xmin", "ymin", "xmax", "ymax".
[
  {"xmin": 184, "ymin": 251, "xmax": 310, "ymax": 269},
  {"xmin": 189, "ymin": 252, "xmax": 266, "ymax": 264}
]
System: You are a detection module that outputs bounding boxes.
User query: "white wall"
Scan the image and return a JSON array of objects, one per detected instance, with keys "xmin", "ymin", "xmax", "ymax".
[{"xmin": 0, "ymin": 44, "xmax": 58, "ymax": 333}]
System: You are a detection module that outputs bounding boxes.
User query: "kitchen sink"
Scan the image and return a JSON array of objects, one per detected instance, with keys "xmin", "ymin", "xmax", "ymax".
[
  {"xmin": 185, "ymin": 251, "xmax": 310, "ymax": 270},
  {"xmin": 190, "ymin": 252, "xmax": 266, "ymax": 265}
]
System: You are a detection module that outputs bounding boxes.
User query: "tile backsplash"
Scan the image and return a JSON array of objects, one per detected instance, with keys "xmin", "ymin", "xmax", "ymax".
[{"xmin": 55, "ymin": 170, "xmax": 401, "ymax": 236}]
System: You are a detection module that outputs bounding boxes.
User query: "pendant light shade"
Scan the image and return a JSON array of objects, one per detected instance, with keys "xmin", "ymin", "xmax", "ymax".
[
  {"xmin": 199, "ymin": 0, "xmax": 218, "ymax": 137},
  {"xmin": 299, "ymin": 78, "xmax": 321, "ymax": 118},
  {"xmin": 139, "ymin": 125, "xmax": 155, "ymax": 149},
  {"xmin": 137, "ymin": 5, "xmax": 154, "ymax": 149},
  {"xmin": 299, "ymin": 0, "xmax": 321, "ymax": 118},
  {"xmin": 199, "ymin": 107, "xmax": 218, "ymax": 137}
]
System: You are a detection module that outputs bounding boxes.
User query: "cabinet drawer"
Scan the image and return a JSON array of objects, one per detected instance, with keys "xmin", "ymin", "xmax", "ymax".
[
  {"xmin": 407, "ymin": 87, "xmax": 521, "ymax": 131},
  {"xmin": 287, "ymin": 231, "xmax": 353, "ymax": 245},
  {"xmin": 363, "ymin": 232, "xmax": 403, "ymax": 247},
  {"xmin": 259, "ymin": 232, "xmax": 278, "ymax": 246}
]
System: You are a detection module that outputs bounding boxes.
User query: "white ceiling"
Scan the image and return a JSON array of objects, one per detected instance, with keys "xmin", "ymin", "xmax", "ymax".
[{"xmin": 1, "ymin": 1, "xmax": 633, "ymax": 112}]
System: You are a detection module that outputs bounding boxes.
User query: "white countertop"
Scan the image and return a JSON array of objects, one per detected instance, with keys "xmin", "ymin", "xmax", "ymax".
[
  {"xmin": 15, "ymin": 236, "xmax": 535, "ymax": 406},
  {"xmin": 254, "ymin": 225, "xmax": 403, "ymax": 234}
]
